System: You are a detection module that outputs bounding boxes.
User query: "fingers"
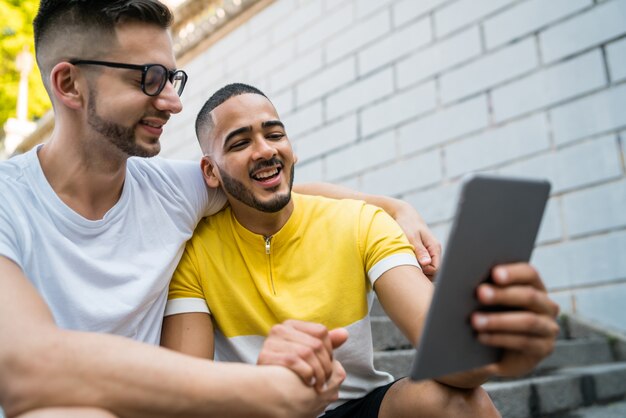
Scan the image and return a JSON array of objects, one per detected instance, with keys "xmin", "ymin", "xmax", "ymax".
[
  {"xmin": 476, "ymin": 283, "xmax": 559, "ymax": 317},
  {"xmin": 329, "ymin": 328, "xmax": 349, "ymax": 349},
  {"xmin": 413, "ymin": 241, "xmax": 433, "ymax": 268},
  {"xmin": 491, "ymin": 263, "xmax": 546, "ymax": 291},
  {"xmin": 317, "ymin": 361, "xmax": 346, "ymax": 403},
  {"xmin": 259, "ymin": 320, "xmax": 348, "ymax": 392},
  {"xmin": 472, "ymin": 310, "xmax": 560, "ymax": 339},
  {"xmin": 411, "ymin": 231, "xmax": 442, "ymax": 280}
]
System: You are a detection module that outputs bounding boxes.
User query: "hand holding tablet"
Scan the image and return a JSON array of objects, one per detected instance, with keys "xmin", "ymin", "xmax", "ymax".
[{"xmin": 410, "ymin": 174, "xmax": 559, "ymax": 381}]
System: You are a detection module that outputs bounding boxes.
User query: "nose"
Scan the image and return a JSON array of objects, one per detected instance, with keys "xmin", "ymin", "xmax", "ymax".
[
  {"xmin": 153, "ymin": 81, "xmax": 183, "ymax": 114},
  {"xmin": 252, "ymin": 136, "xmax": 277, "ymax": 160}
]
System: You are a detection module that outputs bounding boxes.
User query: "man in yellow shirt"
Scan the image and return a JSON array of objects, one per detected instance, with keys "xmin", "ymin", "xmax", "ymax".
[{"xmin": 162, "ymin": 83, "xmax": 560, "ymax": 417}]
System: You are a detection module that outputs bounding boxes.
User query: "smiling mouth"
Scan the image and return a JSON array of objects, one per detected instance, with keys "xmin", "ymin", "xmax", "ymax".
[
  {"xmin": 140, "ymin": 120, "xmax": 164, "ymax": 129},
  {"xmin": 252, "ymin": 166, "xmax": 281, "ymax": 181}
]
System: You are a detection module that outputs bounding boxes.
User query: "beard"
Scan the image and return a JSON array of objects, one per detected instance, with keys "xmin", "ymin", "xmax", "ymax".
[
  {"xmin": 87, "ymin": 92, "xmax": 157, "ymax": 158},
  {"xmin": 218, "ymin": 162, "xmax": 295, "ymax": 213}
]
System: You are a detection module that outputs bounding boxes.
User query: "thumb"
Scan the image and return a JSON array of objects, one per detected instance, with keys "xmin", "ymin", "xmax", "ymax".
[
  {"xmin": 329, "ymin": 328, "xmax": 349, "ymax": 349},
  {"xmin": 413, "ymin": 243, "xmax": 432, "ymax": 267}
]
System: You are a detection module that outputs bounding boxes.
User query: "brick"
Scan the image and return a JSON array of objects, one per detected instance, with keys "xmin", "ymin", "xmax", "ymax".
[
  {"xmin": 607, "ymin": 37, "xmax": 626, "ymax": 83},
  {"xmin": 208, "ymin": 24, "xmax": 250, "ymax": 61},
  {"xmin": 492, "ymin": 50, "xmax": 606, "ymax": 122},
  {"xmin": 282, "ymin": 100, "xmax": 323, "ymax": 137},
  {"xmin": 249, "ymin": 38, "xmax": 296, "ymax": 79},
  {"xmin": 325, "ymin": 131, "xmax": 396, "ymax": 180},
  {"xmin": 270, "ymin": 0, "xmax": 323, "ymax": 44},
  {"xmin": 296, "ymin": 57, "xmax": 356, "ymax": 106},
  {"xmin": 326, "ymin": 9, "xmax": 391, "ymax": 63},
  {"xmin": 551, "ymin": 84, "xmax": 626, "ymax": 145},
  {"xmin": 500, "ymin": 134, "xmax": 622, "ymax": 194},
  {"xmin": 355, "ymin": 0, "xmax": 394, "ymax": 19},
  {"xmin": 326, "ymin": 69, "xmax": 394, "ymax": 120},
  {"xmin": 483, "ymin": 0, "xmax": 592, "ymax": 50},
  {"xmin": 270, "ymin": 48, "xmax": 323, "ymax": 92},
  {"xmin": 575, "ymin": 284, "xmax": 626, "ymax": 335},
  {"xmin": 622, "ymin": 130, "xmax": 626, "ymax": 162},
  {"xmin": 361, "ymin": 150, "xmax": 442, "ymax": 196},
  {"xmin": 358, "ymin": 18, "xmax": 432, "ymax": 75},
  {"xmin": 434, "ymin": 0, "xmax": 515, "ymax": 37},
  {"xmin": 541, "ymin": 0, "xmax": 626, "ymax": 63},
  {"xmin": 446, "ymin": 113, "xmax": 550, "ymax": 177},
  {"xmin": 393, "ymin": 0, "xmax": 449, "ymax": 27},
  {"xmin": 294, "ymin": 115, "xmax": 357, "ymax": 162},
  {"xmin": 248, "ymin": 0, "xmax": 296, "ymax": 36},
  {"xmin": 397, "ymin": 26, "xmax": 481, "ymax": 88},
  {"xmin": 223, "ymin": 32, "xmax": 273, "ymax": 74},
  {"xmin": 296, "ymin": 3, "xmax": 354, "ymax": 53},
  {"xmin": 272, "ymin": 88, "xmax": 294, "ymax": 116},
  {"xmin": 441, "ymin": 37, "xmax": 539, "ymax": 103},
  {"xmin": 563, "ymin": 178, "xmax": 626, "ymax": 237},
  {"xmin": 361, "ymin": 81, "xmax": 437, "ymax": 137},
  {"xmin": 403, "ymin": 182, "xmax": 461, "ymax": 224},
  {"xmin": 531, "ymin": 229, "xmax": 626, "ymax": 290},
  {"xmin": 536, "ymin": 198, "xmax": 563, "ymax": 245},
  {"xmin": 399, "ymin": 95, "xmax": 489, "ymax": 154},
  {"xmin": 294, "ymin": 159, "xmax": 323, "ymax": 183}
]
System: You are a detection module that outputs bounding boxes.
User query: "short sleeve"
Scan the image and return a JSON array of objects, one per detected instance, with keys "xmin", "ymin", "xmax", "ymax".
[
  {"xmin": 157, "ymin": 158, "xmax": 227, "ymax": 219},
  {"xmin": 165, "ymin": 240, "xmax": 210, "ymax": 316},
  {"xmin": 358, "ymin": 204, "xmax": 420, "ymax": 286},
  {"xmin": 0, "ymin": 199, "xmax": 25, "ymax": 270}
]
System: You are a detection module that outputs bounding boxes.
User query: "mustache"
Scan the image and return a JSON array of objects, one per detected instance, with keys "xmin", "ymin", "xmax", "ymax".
[
  {"xmin": 249, "ymin": 157, "xmax": 283, "ymax": 175},
  {"xmin": 143, "ymin": 111, "xmax": 170, "ymax": 123}
]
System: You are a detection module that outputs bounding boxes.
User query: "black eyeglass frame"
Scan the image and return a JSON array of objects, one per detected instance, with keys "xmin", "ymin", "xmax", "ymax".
[{"xmin": 70, "ymin": 59, "xmax": 188, "ymax": 97}]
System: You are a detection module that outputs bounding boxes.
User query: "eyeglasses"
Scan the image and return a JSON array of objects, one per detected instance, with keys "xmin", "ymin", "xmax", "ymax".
[{"xmin": 70, "ymin": 59, "xmax": 188, "ymax": 97}]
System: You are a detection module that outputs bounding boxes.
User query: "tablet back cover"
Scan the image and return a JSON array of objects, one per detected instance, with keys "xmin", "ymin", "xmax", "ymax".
[{"xmin": 410, "ymin": 175, "xmax": 550, "ymax": 381}]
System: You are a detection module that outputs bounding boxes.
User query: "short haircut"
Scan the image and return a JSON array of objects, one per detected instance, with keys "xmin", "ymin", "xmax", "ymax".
[
  {"xmin": 196, "ymin": 83, "xmax": 269, "ymax": 154},
  {"xmin": 34, "ymin": 1, "xmax": 173, "ymax": 90}
]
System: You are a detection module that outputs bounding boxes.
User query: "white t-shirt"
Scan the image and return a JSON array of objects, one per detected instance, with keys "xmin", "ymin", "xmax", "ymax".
[{"xmin": 0, "ymin": 145, "xmax": 226, "ymax": 344}]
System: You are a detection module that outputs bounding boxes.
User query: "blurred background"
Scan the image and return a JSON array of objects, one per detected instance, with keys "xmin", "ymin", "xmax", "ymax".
[{"xmin": 1, "ymin": 0, "xmax": 625, "ymax": 347}]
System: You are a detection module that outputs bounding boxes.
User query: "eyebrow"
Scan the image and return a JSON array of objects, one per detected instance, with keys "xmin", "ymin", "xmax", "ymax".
[
  {"xmin": 223, "ymin": 120, "xmax": 285, "ymax": 147},
  {"xmin": 224, "ymin": 126, "xmax": 252, "ymax": 146},
  {"xmin": 262, "ymin": 120, "xmax": 284, "ymax": 129}
]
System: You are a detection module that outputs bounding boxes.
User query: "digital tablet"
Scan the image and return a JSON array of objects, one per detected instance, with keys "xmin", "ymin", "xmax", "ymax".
[{"xmin": 409, "ymin": 174, "xmax": 551, "ymax": 381}]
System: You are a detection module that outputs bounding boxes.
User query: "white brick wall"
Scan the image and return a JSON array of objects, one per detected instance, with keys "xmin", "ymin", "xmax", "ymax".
[{"xmin": 161, "ymin": 0, "xmax": 626, "ymax": 333}]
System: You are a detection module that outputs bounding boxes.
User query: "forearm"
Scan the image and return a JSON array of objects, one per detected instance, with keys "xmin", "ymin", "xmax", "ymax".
[
  {"xmin": 2, "ymin": 327, "xmax": 313, "ymax": 418},
  {"xmin": 293, "ymin": 182, "xmax": 406, "ymax": 217}
]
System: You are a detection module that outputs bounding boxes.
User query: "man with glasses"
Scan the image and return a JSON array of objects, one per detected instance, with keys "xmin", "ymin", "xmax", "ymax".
[{"xmin": 0, "ymin": 1, "xmax": 439, "ymax": 418}]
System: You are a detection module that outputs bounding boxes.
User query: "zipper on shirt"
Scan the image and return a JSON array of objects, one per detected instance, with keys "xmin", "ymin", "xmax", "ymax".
[{"xmin": 265, "ymin": 236, "xmax": 276, "ymax": 295}]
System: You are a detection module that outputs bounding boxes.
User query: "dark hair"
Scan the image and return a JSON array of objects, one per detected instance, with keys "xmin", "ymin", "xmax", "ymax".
[
  {"xmin": 34, "ymin": 0, "xmax": 173, "ymax": 55},
  {"xmin": 195, "ymin": 83, "xmax": 268, "ymax": 148}
]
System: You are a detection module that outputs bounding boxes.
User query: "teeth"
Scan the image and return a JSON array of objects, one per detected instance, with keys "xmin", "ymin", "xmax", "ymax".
[
  {"xmin": 143, "ymin": 121, "xmax": 162, "ymax": 128},
  {"xmin": 254, "ymin": 168, "xmax": 279, "ymax": 180}
]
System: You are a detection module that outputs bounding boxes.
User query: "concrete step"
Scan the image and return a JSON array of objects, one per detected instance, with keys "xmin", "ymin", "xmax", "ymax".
[
  {"xmin": 550, "ymin": 398, "xmax": 626, "ymax": 418},
  {"xmin": 484, "ymin": 363, "xmax": 626, "ymax": 418},
  {"xmin": 373, "ymin": 338, "xmax": 614, "ymax": 377}
]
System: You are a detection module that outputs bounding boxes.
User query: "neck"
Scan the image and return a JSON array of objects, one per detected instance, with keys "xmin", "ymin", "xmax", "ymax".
[
  {"xmin": 230, "ymin": 199, "xmax": 294, "ymax": 237},
  {"xmin": 38, "ymin": 126, "xmax": 128, "ymax": 220}
]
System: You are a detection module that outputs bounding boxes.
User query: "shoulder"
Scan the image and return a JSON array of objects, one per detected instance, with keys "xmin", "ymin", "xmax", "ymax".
[
  {"xmin": 127, "ymin": 156, "xmax": 200, "ymax": 183},
  {"xmin": 0, "ymin": 150, "xmax": 36, "ymax": 196}
]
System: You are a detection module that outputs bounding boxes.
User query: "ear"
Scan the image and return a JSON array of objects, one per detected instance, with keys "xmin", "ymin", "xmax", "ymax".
[
  {"xmin": 49, "ymin": 62, "xmax": 85, "ymax": 110},
  {"xmin": 200, "ymin": 156, "xmax": 221, "ymax": 189}
]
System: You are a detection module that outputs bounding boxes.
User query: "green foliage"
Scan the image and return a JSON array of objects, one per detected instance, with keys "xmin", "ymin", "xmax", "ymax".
[{"xmin": 0, "ymin": 0, "xmax": 51, "ymax": 137}]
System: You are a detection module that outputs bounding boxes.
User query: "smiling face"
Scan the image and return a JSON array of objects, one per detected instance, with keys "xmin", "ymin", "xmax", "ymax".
[
  {"xmin": 201, "ymin": 93, "xmax": 296, "ymax": 214},
  {"xmin": 81, "ymin": 22, "xmax": 183, "ymax": 158}
]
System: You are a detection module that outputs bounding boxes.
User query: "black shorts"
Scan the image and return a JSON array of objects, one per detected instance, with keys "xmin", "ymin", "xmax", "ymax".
[{"xmin": 319, "ymin": 380, "xmax": 398, "ymax": 418}]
